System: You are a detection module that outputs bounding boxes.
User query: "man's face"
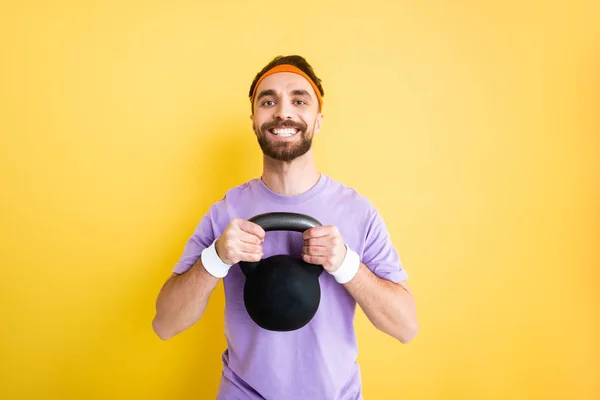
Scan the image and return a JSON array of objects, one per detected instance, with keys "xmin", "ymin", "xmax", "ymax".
[{"xmin": 251, "ymin": 72, "xmax": 322, "ymax": 162}]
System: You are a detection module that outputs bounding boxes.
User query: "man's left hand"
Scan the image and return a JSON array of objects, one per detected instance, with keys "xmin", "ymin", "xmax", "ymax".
[{"xmin": 302, "ymin": 225, "xmax": 347, "ymax": 273}]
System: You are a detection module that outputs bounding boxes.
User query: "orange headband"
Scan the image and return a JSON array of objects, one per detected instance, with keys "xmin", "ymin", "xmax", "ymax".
[{"xmin": 251, "ymin": 64, "xmax": 323, "ymax": 111}]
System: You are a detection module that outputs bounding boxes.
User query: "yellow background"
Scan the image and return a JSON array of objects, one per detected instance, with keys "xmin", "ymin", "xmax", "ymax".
[{"xmin": 1, "ymin": 1, "xmax": 598, "ymax": 399}]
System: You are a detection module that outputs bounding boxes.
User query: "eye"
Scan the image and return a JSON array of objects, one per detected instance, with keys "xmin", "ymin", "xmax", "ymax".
[
  {"xmin": 261, "ymin": 100, "xmax": 275, "ymax": 106},
  {"xmin": 294, "ymin": 100, "xmax": 307, "ymax": 105}
]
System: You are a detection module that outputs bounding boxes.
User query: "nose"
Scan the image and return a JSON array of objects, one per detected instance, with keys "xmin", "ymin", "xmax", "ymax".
[{"xmin": 273, "ymin": 99, "xmax": 293, "ymax": 120}]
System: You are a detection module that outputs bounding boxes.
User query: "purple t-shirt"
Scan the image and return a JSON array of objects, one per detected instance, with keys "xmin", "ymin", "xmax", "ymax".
[{"xmin": 173, "ymin": 174, "xmax": 408, "ymax": 399}]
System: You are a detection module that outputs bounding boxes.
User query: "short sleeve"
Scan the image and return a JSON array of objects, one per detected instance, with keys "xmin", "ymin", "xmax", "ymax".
[
  {"xmin": 361, "ymin": 207, "xmax": 408, "ymax": 283},
  {"xmin": 172, "ymin": 208, "xmax": 217, "ymax": 275}
]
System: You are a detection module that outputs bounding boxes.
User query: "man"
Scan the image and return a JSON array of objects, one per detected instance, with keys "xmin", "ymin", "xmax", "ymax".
[{"xmin": 152, "ymin": 55, "xmax": 419, "ymax": 399}]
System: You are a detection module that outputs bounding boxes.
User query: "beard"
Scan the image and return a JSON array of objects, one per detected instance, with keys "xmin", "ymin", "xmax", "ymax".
[{"xmin": 254, "ymin": 119, "xmax": 314, "ymax": 162}]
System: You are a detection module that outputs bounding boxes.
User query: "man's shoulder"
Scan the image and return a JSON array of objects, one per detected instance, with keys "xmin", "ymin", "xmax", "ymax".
[
  {"xmin": 222, "ymin": 178, "xmax": 258, "ymax": 198},
  {"xmin": 207, "ymin": 177, "xmax": 259, "ymax": 208},
  {"xmin": 324, "ymin": 175, "xmax": 375, "ymax": 210}
]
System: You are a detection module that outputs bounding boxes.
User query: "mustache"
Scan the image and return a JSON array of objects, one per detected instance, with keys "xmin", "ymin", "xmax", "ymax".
[{"xmin": 261, "ymin": 119, "xmax": 307, "ymax": 132}]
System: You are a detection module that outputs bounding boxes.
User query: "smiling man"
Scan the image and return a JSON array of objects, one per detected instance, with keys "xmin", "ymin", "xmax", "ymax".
[{"xmin": 152, "ymin": 55, "xmax": 419, "ymax": 400}]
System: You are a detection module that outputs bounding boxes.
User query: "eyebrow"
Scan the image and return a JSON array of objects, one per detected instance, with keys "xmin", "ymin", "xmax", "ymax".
[
  {"xmin": 291, "ymin": 89, "xmax": 312, "ymax": 98},
  {"xmin": 256, "ymin": 89, "xmax": 313, "ymax": 102},
  {"xmin": 256, "ymin": 89, "xmax": 276, "ymax": 102}
]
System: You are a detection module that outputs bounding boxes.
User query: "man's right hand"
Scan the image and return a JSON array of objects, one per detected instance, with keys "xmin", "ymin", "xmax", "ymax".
[{"xmin": 215, "ymin": 218, "xmax": 265, "ymax": 265}]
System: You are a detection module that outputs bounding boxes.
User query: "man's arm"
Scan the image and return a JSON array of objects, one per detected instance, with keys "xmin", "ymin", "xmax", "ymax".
[
  {"xmin": 302, "ymin": 224, "xmax": 419, "ymax": 343},
  {"xmin": 343, "ymin": 263, "xmax": 418, "ymax": 343},
  {"xmin": 152, "ymin": 258, "xmax": 220, "ymax": 340},
  {"xmin": 152, "ymin": 218, "xmax": 265, "ymax": 340}
]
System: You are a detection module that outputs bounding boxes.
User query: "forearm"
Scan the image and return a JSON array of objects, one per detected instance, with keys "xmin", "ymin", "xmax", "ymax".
[
  {"xmin": 344, "ymin": 263, "xmax": 418, "ymax": 343},
  {"xmin": 152, "ymin": 259, "xmax": 219, "ymax": 340}
]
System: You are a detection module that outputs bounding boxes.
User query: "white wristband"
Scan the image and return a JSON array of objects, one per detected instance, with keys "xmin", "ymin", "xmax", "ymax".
[
  {"xmin": 201, "ymin": 239, "xmax": 232, "ymax": 278},
  {"xmin": 329, "ymin": 245, "xmax": 360, "ymax": 284}
]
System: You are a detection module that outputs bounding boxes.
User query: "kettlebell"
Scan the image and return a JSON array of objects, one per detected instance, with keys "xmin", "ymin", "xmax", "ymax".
[{"xmin": 238, "ymin": 212, "xmax": 324, "ymax": 332}]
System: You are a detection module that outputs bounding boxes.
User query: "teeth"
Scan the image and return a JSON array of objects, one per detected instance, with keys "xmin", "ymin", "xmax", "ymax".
[{"xmin": 271, "ymin": 128, "xmax": 298, "ymax": 137}]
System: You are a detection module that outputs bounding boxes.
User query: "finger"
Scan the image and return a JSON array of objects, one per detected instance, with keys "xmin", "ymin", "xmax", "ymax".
[
  {"xmin": 239, "ymin": 251, "xmax": 264, "ymax": 262},
  {"xmin": 302, "ymin": 245, "xmax": 328, "ymax": 256},
  {"xmin": 237, "ymin": 220, "xmax": 266, "ymax": 241},
  {"xmin": 305, "ymin": 235, "xmax": 342, "ymax": 247},
  {"xmin": 303, "ymin": 237, "xmax": 330, "ymax": 247},
  {"xmin": 239, "ymin": 242, "xmax": 262, "ymax": 254},
  {"xmin": 238, "ymin": 230, "xmax": 263, "ymax": 245},
  {"xmin": 302, "ymin": 253, "xmax": 325, "ymax": 265},
  {"xmin": 302, "ymin": 226, "xmax": 333, "ymax": 240}
]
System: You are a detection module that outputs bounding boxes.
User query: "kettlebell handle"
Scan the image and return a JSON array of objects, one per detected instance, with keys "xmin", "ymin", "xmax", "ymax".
[
  {"xmin": 248, "ymin": 212, "xmax": 322, "ymax": 232},
  {"xmin": 239, "ymin": 212, "xmax": 322, "ymax": 277}
]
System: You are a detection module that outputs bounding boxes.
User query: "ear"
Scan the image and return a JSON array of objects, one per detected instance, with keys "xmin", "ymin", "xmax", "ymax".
[
  {"xmin": 314, "ymin": 113, "xmax": 323, "ymax": 134},
  {"xmin": 250, "ymin": 114, "xmax": 256, "ymax": 133}
]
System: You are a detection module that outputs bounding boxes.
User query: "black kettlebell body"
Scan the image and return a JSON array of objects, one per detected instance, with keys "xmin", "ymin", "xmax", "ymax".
[{"xmin": 238, "ymin": 212, "xmax": 324, "ymax": 332}]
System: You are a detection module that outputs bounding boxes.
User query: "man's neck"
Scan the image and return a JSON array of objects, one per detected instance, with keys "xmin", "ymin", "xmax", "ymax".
[{"xmin": 261, "ymin": 151, "xmax": 321, "ymax": 196}]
